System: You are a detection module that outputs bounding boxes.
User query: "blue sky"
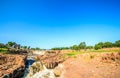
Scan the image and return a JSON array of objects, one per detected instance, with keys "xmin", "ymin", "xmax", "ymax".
[{"xmin": 0, "ymin": 0, "xmax": 120, "ymax": 49}]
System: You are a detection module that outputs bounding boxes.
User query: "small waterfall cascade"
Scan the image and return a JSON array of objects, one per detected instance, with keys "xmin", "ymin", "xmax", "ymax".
[{"xmin": 23, "ymin": 53, "xmax": 56, "ymax": 78}]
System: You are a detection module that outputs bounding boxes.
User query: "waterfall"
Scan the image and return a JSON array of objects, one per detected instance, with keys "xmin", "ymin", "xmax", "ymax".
[
  {"xmin": 23, "ymin": 53, "xmax": 56, "ymax": 78},
  {"xmin": 31, "ymin": 65, "xmax": 56, "ymax": 78}
]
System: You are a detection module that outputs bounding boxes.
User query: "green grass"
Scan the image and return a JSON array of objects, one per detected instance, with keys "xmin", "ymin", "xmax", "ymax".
[
  {"xmin": 64, "ymin": 48, "xmax": 120, "ymax": 58},
  {"xmin": 64, "ymin": 51, "xmax": 85, "ymax": 57},
  {"xmin": 66, "ymin": 52, "xmax": 79, "ymax": 56},
  {"xmin": 0, "ymin": 48, "xmax": 8, "ymax": 53},
  {"xmin": 90, "ymin": 49, "xmax": 120, "ymax": 53}
]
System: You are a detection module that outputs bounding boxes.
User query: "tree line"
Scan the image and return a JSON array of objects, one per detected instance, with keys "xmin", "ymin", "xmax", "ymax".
[
  {"xmin": 51, "ymin": 40, "xmax": 120, "ymax": 50},
  {"xmin": 1, "ymin": 40, "xmax": 120, "ymax": 51},
  {"xmin": 0, "ymin": 41, "xmax": 40, "ymax": 51}
]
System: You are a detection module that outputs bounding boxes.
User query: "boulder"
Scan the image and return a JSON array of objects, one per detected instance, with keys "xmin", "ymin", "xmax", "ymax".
[{"xmin": 54, "ymin": 64, "xmax": 63, "ymax": 77}]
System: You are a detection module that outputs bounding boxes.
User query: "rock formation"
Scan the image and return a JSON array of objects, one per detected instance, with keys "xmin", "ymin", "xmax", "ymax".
[
  {"xmin": 26, "ymin": 61, "xmax": 44, "ymax": 77},
  {"xmin": 35, "ymin": 50, "xmax": 64, "ymax": 69},
  {"xmin": 0, "ymin": 54, "xmax": 26, "ymax": 78}
]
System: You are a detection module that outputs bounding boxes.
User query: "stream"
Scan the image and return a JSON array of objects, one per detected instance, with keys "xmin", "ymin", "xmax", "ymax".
[{"xmin": 22, "ymin": 53, "xmax": 56, "ymax": 78}]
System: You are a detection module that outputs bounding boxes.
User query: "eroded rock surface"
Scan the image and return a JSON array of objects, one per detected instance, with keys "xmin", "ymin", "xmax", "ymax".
[
  {"xmin": 36, "ymin": 51, "xmax": 64, "ymax": 69},
  {"xmin": 60, "ymin": 52, "xmax": 120, "ymax": 78},
  {"xmin": 0, "ymin": 54, "xmax": 26, "ymax": 78}
]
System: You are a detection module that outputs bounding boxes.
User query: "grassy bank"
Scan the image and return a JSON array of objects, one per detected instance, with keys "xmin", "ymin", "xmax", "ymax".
[
  {"xmin": 64, "ymin": 48, "xmax": 120, "ymax": 57},
  {"xmin": 0, "ymin": 48, "xmax": 8, "ymax": 53}
]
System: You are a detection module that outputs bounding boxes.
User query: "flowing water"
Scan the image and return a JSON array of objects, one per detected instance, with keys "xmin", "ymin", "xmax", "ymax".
[
  {"xmin": 28, "ymin": 65, "xmax": 55, "ymax": 78},
  {"xmin": 22, "ymin": 55, "xmax": 35, "ymax": 78},
  {"xmin": 22, "ymin": 52, "xmax": 56, "ymax": 78}
]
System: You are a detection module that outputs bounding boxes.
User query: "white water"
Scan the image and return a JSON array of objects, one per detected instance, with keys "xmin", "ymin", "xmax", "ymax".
[
  {"xmin": 24, "ymin": 53, "xmax": 56, "ymax": 78},
  {"xmin": 33, "ymin": 50, "xmax": 45, "ymax": 55},
  {"xmin": 31, "ymin": 65, "xmax": 56, "ymax": 78}
]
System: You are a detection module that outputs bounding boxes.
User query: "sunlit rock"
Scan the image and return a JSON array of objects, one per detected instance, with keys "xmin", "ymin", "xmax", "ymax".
[{"xmin": 25, "ymin": 61, "xmax": 44, "ymax": 78}]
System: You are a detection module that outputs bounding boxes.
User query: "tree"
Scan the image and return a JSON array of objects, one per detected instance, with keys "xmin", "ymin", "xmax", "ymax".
[
  {"xmin": 103, "ymin": 42, "xmax": 113, "ymax": 48},
  {"xmin": 31, "ymin": 48, "xmax": 35, "ymax": 50},
  {"xmin": 97, "ymin": 42, "xmax": 104, "ymax": 48},
  {"xmin": 94, "ymin": 42, "xmax": 104, "ymax": 50},
  {"xmin": 0, "ymin": 43, "xmax": 6, "ymax": 48},
  {"xmin": 71, "ymin": 45, "xmax": 79, "ymax": 50},
  {"xmin": 36, "ymin": 47, "xmax": 40, "ymax": 50},
  {"xmin": 94, "ymin": 44, "xmax": 102, "ymax": 50},
  {"xmin": 61, "ymin": 47, "xmax": 69, "ymax": 50},
  {"xmin": 7, "ymin": 41, "xmax": 16, "ymax": 47},
  {"xmin": 115, "ymin": 40, "xmax": 120, "ymax": 47},
  {"xmin": 22, "ymin": 46, "xmax": 27, "ymax": 49},
  {"xmin": 79, "ymin": 42, "xmax": 86, "ymax": 49},
  {"xmin": 86, "ymin": 46, "xmax": 93, "ymax": 49},
  {"xmin": 51, "ymin": 47, "xmax": 61, "ymax": 50}
]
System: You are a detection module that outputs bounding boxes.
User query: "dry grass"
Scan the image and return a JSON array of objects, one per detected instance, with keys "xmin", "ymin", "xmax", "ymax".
[{"xmin": 63, "ymin": 48, "xmax": 120, "ymax": 58}]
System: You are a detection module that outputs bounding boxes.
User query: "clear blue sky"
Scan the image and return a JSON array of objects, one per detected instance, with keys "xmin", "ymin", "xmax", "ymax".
[{"xmin": 0, "ymin": 0, "xmax": 120, "ymax": 49}]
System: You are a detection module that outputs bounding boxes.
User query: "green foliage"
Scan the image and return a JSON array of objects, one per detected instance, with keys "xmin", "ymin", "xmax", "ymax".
[
  {"xmin": 0, "ymin": 43, "xmax": 6, "ymax": 48},
  {"xmin": 31, "ymin": 48, "xmax": 35, "ymax": 50},
  {"xmin": 94, "ymin": 42, "xmax": 113, "ymax": 50},
  {"xmin": 0, "ymin": 43, "xmax": 7, "ymax": 53},
  {"xmin": 65, "ymin": 52, "xmax": 83, "ymax": 57},
  {"xmin": 22, "ymin": 46, "xmax": 27, "ymax": 49},
  {"xmin": 97, "ymin": 42, "xmax": 104, "ymax": 48},
  {"xmin": 115, "ymin": 40, "xmax": 120, "ymax": 47},
  {"xmin": 7, "ymin": 41, "xmax": 16, "ymax": 47},
  {"xmin": 94, "ymin": 44, "xmax": 102, "ymax": 50},
  {"xmin": 86, "ymin": 46, "xmax": 93, "ymax": 49},
  {"xmin": 36, "ymin": 47, "xmax": 40, "ymax": 50},
  {"xmin": 0, "ymin": 40, "xmax": 120, "ymax": 52},
  {"xmin": 51, "ymin": 47, "xmax": 69, "ymax": 50},
  {"xmin": 79, "ymin": 42, "xmax": 86, "ymax": 49},
  {"xmin": 50, "ymin": 40, "xmax": 120, "ymax": 50},
  {"xmin": 70, "ymin": 45, "xmax": 79, "ymax": 50},
  {"xmin": 61, "ymin": 47, "xmax": 69, "ymax": 50},
  {"xmin": 103, "ymin": 42, "xmax": 113, "ymax": 48}
]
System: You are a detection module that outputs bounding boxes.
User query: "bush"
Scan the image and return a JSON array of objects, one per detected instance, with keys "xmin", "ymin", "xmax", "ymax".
[
  {"xmin": 115, "ymin": 40, "xmax": 120, "ymax": 47},
  {"xmin": 103, "ymin": 42, "xmax": 113, "ymax": 48},
  {"xmin": 86, "ymin": 46, "xmax": 93, "ymax": 49},
  {"xmin": 94, "ymin": 44, "xmax": 102, "ymax": 50}
]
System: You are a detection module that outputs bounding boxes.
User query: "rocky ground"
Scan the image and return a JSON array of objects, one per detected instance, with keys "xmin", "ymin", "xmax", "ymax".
[
  {"xmin": 0, "ymin": 54, "xmax": 26, "ymax": 78},
  {"xmin": 26, "ymin": 51, "xmax": 120, "ymax": 78},
  {"xmin": 56, "ymin": 52, "xmax": 120, "ymax": 78},
  {"xmin": 0, "ymin": 50, "xmax": 120, "ymax": 78}
]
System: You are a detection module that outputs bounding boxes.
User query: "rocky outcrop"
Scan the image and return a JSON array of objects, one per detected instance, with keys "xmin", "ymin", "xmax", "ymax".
[
  {"xmin": 101, "ymin": 52, "xmax": 120, "ymax": 63},
  {"xmin": 59, "ymin": 52, "xmax": 120, "ymax": 78},
  {"xmin": 8, "ymin": 49, "xmax": 29, "ymax": 55},
  {"xmin": 0, "ymin": 54, "xmax": 26, "ymax": 78},
  {"xmin": 36, "ymin": 51, "xmax": 64, "ymax": 69}
]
